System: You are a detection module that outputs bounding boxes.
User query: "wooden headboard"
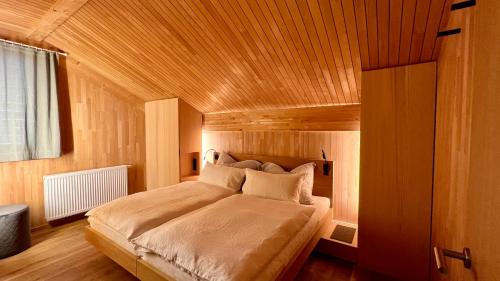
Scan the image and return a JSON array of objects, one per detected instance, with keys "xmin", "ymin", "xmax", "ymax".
[{"xmin": 228, "ymin": 153, "xmax": 333, "ymax": 202}]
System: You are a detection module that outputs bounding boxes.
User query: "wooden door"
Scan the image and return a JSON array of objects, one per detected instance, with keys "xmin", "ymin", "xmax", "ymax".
[
  {"xmin": 432, "ymin": 0, "xmax": 500, "ymax": 280},
  {"xmin": 359, "ymin": 62, "xmax": 436, "ymax": 281},
  {"xmin": 145, "ymin": 98, "xmax": 180, "ymax": 189}
]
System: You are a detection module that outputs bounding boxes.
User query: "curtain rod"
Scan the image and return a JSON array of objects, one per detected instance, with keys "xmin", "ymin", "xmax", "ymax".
[{"xmin": 0, "ymin": 38, "xmax": 67, "ymax": 57}]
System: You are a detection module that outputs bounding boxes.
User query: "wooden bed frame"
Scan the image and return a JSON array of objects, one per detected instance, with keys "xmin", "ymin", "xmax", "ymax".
[{"xmin": 85, "ymin": 154, "xmax": 334, "ymax": 280}]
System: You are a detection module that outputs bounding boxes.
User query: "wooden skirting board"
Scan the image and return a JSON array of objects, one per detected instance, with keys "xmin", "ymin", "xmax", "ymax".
[{"xmin": 86, "ymin": 210, "xmax": 333, "ymax": 281}]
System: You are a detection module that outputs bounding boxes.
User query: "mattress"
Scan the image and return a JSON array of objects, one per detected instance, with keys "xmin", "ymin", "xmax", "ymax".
[
  {"xmin": 140, "ymin": 195, "xmax": 331, "ymax": 281},
  {"xmin": 87, "ymin": 181, "xmax": 236, "ymax": 254}
]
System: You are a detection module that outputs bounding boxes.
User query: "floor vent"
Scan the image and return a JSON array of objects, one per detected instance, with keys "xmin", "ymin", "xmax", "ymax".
[{"xmin": 330, "ymin": 225, "xmax": 356, "ymax": 244}]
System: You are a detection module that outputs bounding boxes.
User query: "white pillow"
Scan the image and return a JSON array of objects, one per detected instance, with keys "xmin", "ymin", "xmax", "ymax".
[
  {"xmin": 242, "ymin": 169, "xmax": 304, "ymax": 203},
  {"xmin": 261, "ymin": 162, "xmax": 286, "ymax": 173},
  {"xmin": 261, "ymin": 162, "xmax": 315, "ymax": 205},
  {"xmin": 291, "ymin": 163, "xmax": 315, "ymax": 205},
  {"xmin": 217, "ymin": 152, "xmax": 262, "ymax": 170},
  {"xmin": 226, "ymin": 160, "xmax": 261, "ymax": 170},
  {"xmin": 215, "ymin": 152, "xmax": 236, "ymax": 165},
  {"xmin": 199, "ymin": 163, "xmax": 246, "ymax": 191}
]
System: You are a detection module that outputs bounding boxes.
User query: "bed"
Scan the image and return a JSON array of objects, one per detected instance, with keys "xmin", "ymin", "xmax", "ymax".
[
  {"xmin": 86, "ymin": 153, "xmax": 333, "ymax": 280},
  {"xmin": 85, "ymin": 180, "xmax": 239, "ymax": 258}
]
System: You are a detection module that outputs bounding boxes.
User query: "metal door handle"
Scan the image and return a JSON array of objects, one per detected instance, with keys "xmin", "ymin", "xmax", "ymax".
[{"xmin": 434, "ymin": 246, "xmax": 472, "ymax": 273}]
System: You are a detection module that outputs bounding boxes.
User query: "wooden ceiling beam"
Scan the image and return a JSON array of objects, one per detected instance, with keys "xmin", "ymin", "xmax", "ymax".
[
  {"xmin": 203, "ymin": 105, "xmax": 361, "ymax": 131},
  {"xmin": 27, "ymin": 0, "xmax": 89, "ymax": 41}
]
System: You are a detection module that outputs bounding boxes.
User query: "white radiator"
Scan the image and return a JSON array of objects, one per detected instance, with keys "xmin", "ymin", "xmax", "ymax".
[{"xmin": 43, "ymin": 165, "xmax": 128, "ymax": 221}]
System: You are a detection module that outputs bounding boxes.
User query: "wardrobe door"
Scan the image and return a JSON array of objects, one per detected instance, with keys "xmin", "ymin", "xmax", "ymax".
[
  {"xmin": 145, "ymin": 98, "xmax": 180, "ymax": 189},
  {"xmin": 359, "ymin": 62, "xmax": 436, "ymax": 281}
]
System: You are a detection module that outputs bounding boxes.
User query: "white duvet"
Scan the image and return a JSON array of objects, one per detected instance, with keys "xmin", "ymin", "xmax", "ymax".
[
  {"xmin": 133, "ymin": 194, "xmax": 315, "ymax": 281},
  {"xmin": 86, "ymin": 181, "xmax": 234, "ymax": 240}
]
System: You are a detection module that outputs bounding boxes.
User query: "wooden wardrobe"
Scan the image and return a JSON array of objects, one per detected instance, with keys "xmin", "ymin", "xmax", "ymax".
[
  {"xmin": 358, "ymin": 62, "xmax": 436, "ymax": 281},
  {"xmin": 145, "ymin": 98, "xmax": 202, "ymax": 190}
]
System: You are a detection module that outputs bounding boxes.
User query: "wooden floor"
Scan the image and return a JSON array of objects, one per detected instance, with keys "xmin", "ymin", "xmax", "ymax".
[{"xmin": 0, "ymin": 220, "xmax": 392, "ymax": 281}]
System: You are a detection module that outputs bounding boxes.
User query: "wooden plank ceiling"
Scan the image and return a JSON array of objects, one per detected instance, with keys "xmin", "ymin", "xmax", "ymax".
[{"xmin": 0, "ymin": 0, "xmax": 452, "ymax": 113}]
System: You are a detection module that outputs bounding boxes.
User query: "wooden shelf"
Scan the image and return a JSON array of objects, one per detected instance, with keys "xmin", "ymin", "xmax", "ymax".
[
  {"xmin": 180, "ymin": 175, "xmax": 199, "ymax": 182},
  {"xmin": 315, "ymin": 220, "xmax": 358, "ymax": 262}
]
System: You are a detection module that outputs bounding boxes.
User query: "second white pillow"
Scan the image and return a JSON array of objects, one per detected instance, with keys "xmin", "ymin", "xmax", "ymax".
[
  {"xmin": 242, "ymin": 169, "xmax": 304, "ymax": 203},
  {"xmin": 199, "ymin": 163, "xmax": 246, "ymax": 191}
]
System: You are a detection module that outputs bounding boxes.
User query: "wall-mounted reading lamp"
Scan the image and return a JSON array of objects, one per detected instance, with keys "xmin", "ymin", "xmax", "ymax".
[
  {"xmin": 321, "ymin": 149, "xmax": 331, "ymax": 176},
  {"xmin": 203, "ymin": 149, "xmax": 219, "ymax": 163}
]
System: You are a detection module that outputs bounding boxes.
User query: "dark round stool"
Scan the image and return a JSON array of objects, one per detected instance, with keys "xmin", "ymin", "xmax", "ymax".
[{"xmin": 0, "ymin": 204, "xmax": 31, "ymax": 259}]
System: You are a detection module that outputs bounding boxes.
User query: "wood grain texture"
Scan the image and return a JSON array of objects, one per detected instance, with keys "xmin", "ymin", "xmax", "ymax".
[
  {"xmin": 178, "ymin": 99, "xmax": 202, "ymax": 177},
  {"xmin": 432, "ymin": 0, "xmax": 500, "ymax": 279},
  {"xmin": 27, "ymin": 0, "xmax": 89, "ymax": 41},
  {"xmin": 0, "ymin": 218, "xmax": 391, "ymax": 281},
  {"xmin": 0, "ymin": 1, "xmax": 452, "ymax": 113},
  {"xmin": 85, "ymin": 226, "xmax": 137, "ymax": 276},
  {"xmin": 145, "ymin": 99, "xmax": 180, "ymax": 190},
  {"xmin": 203, "ymin": 105, "xmax": 360, "ymax": 131},
  {"xmin": 0, "ymin": 0, "xmax": 57, "ymax": 35},
  {"xmin": 0, "ymin": 57, "xmax": 146, "ymax": 229},
  {"xmin": 464, "ymin": 0, "xmax": 500, "ymax": 278},
  {"xmin": 202, "ymin": 130, "xmax": 360, "ymax": 224},
  {"xmin": 431, "ymin": 8, "xmax": 474, "ymax": 281},
  {"xmin": 0, "ymin": 220, "xmax": 137, "ymax": 281},
  {"xmin": 359, "ymin": 62, "xmax": 436, "ymax": 281}
]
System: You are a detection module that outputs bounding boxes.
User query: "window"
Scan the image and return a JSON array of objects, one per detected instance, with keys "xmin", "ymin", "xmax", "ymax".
[{"xmin": 0, "ymin": 41, "xmax": 61, "ymax": 162}]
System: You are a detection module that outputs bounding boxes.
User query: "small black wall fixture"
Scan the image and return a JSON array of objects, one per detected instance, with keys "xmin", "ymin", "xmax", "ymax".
[
  {"xmin": 192, "ymin": 158, "xmax": 198, "ymax": 172},
  {"xmin": 203, "ymin": 149, "xmax": 219, "ymax": 162},
  {"xmin": 451, "ymin": 0, "xmax": 476, "ymax": 10},
  {"xmin": 437, "ymin": 28, "xmax": 462, "ymax": 37},
  {"xmin": 321, "ymin": 149, "xmax": 330, "ymax": 176}
]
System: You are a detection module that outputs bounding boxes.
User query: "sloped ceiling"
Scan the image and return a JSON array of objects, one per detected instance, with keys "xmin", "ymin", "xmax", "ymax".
[{"xmin": 0, "ymin": 0, "xmax": 452, "ymax": 113}]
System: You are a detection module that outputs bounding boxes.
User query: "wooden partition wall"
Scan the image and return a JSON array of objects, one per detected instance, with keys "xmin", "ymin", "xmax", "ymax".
[
  {"xmin": 359, "ymin": 62, "xmax": 436, "ymax": 281},
  {"xmin": 203, "ymin": 105, "xmax": 360, "ymax": 224},
  {"xmin": 145, "ymin": 98, "xmax": 202, "ymax": 189},
  {"xmin": 432, "ymin": 0, "xmax": 500, "ymax": 279},
  {"xmin": 0, "ymin": 58, "xmax": 146, "ymax": 228}
]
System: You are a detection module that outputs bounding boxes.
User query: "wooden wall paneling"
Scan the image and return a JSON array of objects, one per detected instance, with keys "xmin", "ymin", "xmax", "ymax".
[
  {"xmin": 0, "ymin": 57, "xmax": 145, "ymax": 228},
  {"xmin": 145, "ymin": 99, "xmax": 179, "ymax": 190},
  {"xmin": 202, "ymin": 129, "xmax": 360, "ymax": 225},
  {"xmin": 431, "ymin": 7, "xmax": 474, "ymax": 280},
  {"xmin": 203, "ymin": 105, "xmax": 360, "ymax": 131},
  {"xmin": 359, "ymin": 62, "xmax": 436, "ymax": 281},
  {"xmin": 178, "ymin": 99, "xmax": 202, "ymax": 177},
  {"xmin": 464, "ymin": 0, "xmax": 500, "ymax": 277},
  {"xmin": 332, "ymin": 131, "xmax": 360, "ymax": 224},
  {"xmin": 432, "ymin": 0, "xmax": 500, "ymax": 279}
]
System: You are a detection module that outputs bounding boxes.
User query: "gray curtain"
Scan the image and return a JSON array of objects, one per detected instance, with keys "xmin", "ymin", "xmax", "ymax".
[{"xmin": 0, "ymin": 42, "xmax": 61, "ymax": 162}]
